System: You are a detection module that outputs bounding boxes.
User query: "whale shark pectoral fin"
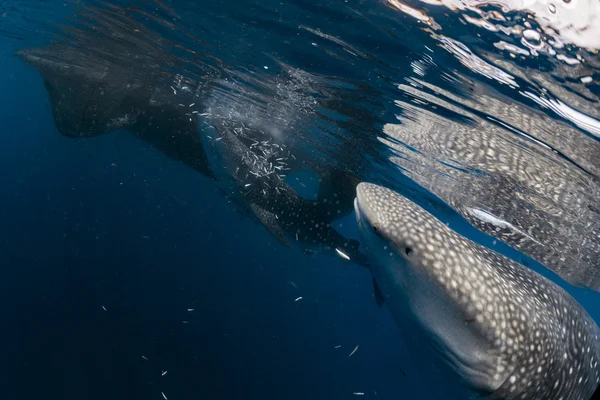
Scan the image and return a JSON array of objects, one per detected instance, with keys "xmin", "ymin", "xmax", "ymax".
[
  {"xmin": 249, "ymin": 203, "xmax": 291, "ymax": 248},
  {"xmin": 373, "ymin": 277, "xmax": 385, "ymax": 308}
]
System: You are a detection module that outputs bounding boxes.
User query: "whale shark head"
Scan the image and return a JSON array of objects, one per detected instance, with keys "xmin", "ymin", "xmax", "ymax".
[
  {"xmin": 354, "ymin": 182, "xmax": 600, "ymax": 399},
  {"xmin": 355, "ymin": 182, "xmax": 508, "ymax": 396}
]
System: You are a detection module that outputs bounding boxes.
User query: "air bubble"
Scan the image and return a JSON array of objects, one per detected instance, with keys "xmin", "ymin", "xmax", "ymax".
[
  {"xmin": 523, "ymin": 29, "xmax": 541, "ymax": 42},
  {"xmin": 521, "ymin": 29, "xmax": 543, "ymax": 51}
]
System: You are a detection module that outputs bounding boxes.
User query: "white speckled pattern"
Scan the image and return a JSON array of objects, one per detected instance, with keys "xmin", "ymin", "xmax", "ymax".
[{"xmin": 355, "ymin": 182, "xmax": 600, "ymax": 400}]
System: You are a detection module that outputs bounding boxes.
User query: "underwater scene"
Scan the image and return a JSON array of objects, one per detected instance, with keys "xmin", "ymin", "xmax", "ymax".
[{"xmin": 0, "ymin": 0, "xmax": 599, "ymax": 399}]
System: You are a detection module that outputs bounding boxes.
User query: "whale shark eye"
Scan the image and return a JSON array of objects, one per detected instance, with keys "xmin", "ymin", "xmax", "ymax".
[
  {"xmin": 372, "ymin": 224, "xmax": 382, "ymax": 237},
  {"xmin": 404, "ymin": 247, "xmax": 413, "ymax": 256}
]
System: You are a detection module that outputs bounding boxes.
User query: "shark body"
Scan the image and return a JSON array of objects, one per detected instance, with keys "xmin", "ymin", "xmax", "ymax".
[
  {"xmin": 199, "ymin": 115, "xmax": 366, "ymax": 264},
  {"xmin": 355, "ymin": 182, "xmax": 600, "ymax": 400}
]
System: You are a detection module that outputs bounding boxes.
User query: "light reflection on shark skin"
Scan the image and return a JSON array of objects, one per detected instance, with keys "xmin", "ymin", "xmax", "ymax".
[{"xmin": 381, "ymin": 81, "xmax": 600, "ymax": 291}]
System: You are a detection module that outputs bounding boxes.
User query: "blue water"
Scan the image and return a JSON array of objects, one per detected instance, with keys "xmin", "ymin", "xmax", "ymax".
[{"xmin": 1, "ymin": 0, "xmax": 599, "ymax": 399}]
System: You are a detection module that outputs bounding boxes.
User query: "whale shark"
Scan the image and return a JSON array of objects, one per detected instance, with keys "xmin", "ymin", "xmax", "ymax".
[
  {"xmin": 17, "ymin": 36, "xmax": 368, "ymax": 263},
  {"xmin": 198, "ymin": 114, "xmax": 367, "ymax": 265},
  {"xmin": 15, "ymin": 0, "xmax": 371, "ymax": 265},
  {"xmin": 355, "ymin": 182, "xmax": 600, "ymax": 400}
]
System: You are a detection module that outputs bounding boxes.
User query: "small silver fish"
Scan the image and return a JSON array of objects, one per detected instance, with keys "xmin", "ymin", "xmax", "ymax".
[
  {"xmin": 348, "ymin": 345, "xmax": 359, "ymax": 358},
  {"xmin": 335, "ymin": 248, "xmax": 350, "ymax": 260}
]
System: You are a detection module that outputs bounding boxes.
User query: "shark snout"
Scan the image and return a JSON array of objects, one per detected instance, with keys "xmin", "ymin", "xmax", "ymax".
[{"xmin": 355, "ymin": 182, "xmax": 381, "ymax": 228}]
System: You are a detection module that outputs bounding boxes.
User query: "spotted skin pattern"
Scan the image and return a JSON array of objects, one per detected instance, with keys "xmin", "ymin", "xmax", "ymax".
[{"xmin": 355, "ymin": 182, "xmax": 600, "ymax": 400}]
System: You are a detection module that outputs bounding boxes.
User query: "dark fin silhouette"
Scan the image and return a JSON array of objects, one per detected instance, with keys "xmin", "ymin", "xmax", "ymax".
[
  {"xmin": 249, "ymin": 203, "xmax": 291, "ymax": 248},
  {"xmin": 17, "ymin": 46, "xmax": 213, "ymax": 178},
  {"xmin": 15, "ymin": 46, "xmax": 150, "ymax": 138},
  {"xmin": 131, "ymin": 106, "xmax": 212, "ymax": 177},
  {"xmin": 373, "ymin": 277, "xmax": 385, "ymax": 308}
]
